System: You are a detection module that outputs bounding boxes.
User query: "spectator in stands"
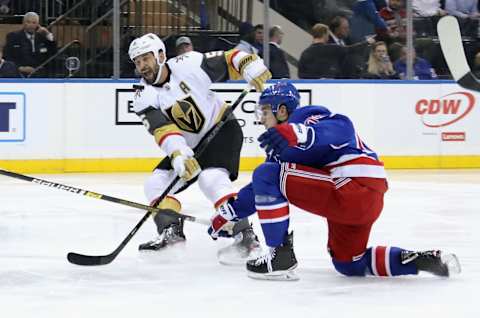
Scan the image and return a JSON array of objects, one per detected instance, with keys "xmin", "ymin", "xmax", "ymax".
[
  {"xmin": 175, "ymin": 36, "xmax": 194, "ymax": 55},
  {"xmin": 445, "ymin": 0, "xmax": 480, "ymax": 18},
  {"xmin": 378, "ymin": 0, "xmax": 407, "ymax": 44},
  {"xmin": 363, "ymin": 41, "xmax": 398, "ymax": 78},
  {"xmin": 328, "ymin": 15, "xmax": 351, "ymax": 46},
  {"xmin": 235, "ymin": 22, "xmax": 258, "ymax": 54},
  {"xmin": 268, "ymin": 25, "xmax": 290, "ymax": 79},
  {"xmin": 413, "ymin": 0, "xmax": 447, "ymax": 17},
  {"xmin": 253, "ymin": 24, "xmax": 264, "ymax": 53},
  {"xmin": 0, "ymin": 0, "xmax": 10, "ymax": 14},
  {"xmin": 299, "ymin": 24, "xmax": 339, "ymax": 78},
  {"xmin": 0, "ymin": 45, "xmax": 21, "ymax": 77},
  {"xmin": 445, "ymin": 0, "xmax": 480, "ymax": 37},
  {"xmin": 349, "ymin": 0, "xmax": 388, "ymax": 44},
  {"xmin": 393, "ymin": 45, "xmax": 438, "ymax": 79},
  {"xmin": 298, "ymin": 23, "xmax": 374, "ymax": 79},
  {"xmin": 3, "ymin": 12, "xmax": 57, "ymax": 77}
]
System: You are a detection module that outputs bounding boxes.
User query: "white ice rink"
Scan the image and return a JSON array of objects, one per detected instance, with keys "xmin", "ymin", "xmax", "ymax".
[{"xmin": 1, "ymin": 170, "xmax": 479, "ymax": 317}]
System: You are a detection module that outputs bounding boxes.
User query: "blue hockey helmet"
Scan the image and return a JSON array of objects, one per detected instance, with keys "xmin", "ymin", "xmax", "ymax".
[{"xmin": 258, "ymin": 82, "xmax": 300, "ymax": 115}]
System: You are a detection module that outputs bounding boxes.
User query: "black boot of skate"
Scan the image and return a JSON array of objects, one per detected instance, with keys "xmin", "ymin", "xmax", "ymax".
[
  {"xmin": 246, "ymin": 232, "xmax": 298, "ymax": 281},
  {"xmin": 401, "ymin": 250, "xmax": 461, "ymax": 277},
  {"xmin": 139, "ymin": 211, "xmax": 186, "ymax": 251},
  {"xmin": 217, "ymin": 220, "xmax": 261, "ymax": 265}
]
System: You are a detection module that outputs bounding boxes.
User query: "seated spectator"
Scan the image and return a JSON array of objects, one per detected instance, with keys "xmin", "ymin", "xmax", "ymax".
[
  {"xmin": 3, "ymin": 11, "xmax": 57, "ymax": 77},
  {"xmin": 0, "ymin": 45, "xmax": 21, "ymax": 78},
  {"xmin": 234, "ymin": 22, "xmax": 258, "ymax": 54},
  {"xmin": 377, "ymin": 0, "xmax": 407, "ymax": 44},
  {"xmin": 349, "ymin": 0, "xmax": 388, "ymax": 44},
  {"xmin": 412, "ymin": 0, "xmax": 447, "ymax": 17},
  {"xmin": 363, "ymin": 41, "xmax": 398, "ymax": 78},
  {"xmin": 445, "ymin": 0, "xmax": 480, "ymax": 37},
  {"xmin": 268, "ymin": 25, "xmax": 290, "ymax": 79},
  {"xmin": 393, "ymin": 45, "xmax": 438, "ymax": 79},
  {"xmin": 445, "ymin": 0, "xmax": 479, "ymax": 18},
  {"xmin": 175, "ymin": 36, "xmax": 194, "ymax": 55}
]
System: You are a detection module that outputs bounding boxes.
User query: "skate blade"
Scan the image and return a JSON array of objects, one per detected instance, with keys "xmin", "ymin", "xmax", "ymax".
[
  {"xmin": 443, "ymin": 253, "xmax": 461, "ymax": 276},
  {"xmin": 247, "ymin": 269, "xmax": 299, "ymax": 281}
]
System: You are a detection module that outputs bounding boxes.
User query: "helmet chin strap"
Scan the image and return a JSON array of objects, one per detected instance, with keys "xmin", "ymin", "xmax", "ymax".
[{"xmin": 152, "ymin": 61, "xmax": 165, "ymax": 85}]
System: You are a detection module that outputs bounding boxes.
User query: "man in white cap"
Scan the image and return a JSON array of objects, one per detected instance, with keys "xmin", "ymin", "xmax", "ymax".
[
  {"xmin": 175, "ymin": 36, "xmax": 194, "ymax": 55},
  {"xmin": 128, "ymin": 33, "xmax": 271, "ymax": 263}
]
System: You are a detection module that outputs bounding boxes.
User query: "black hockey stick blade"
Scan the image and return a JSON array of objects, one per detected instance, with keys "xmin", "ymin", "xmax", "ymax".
[
  {"xmin": 437, "ymin": 16, "xmax": 480, "ymax": 92},
  {"xmin": 67, "ymin": 211, "xmax": 153, "ymax": 265}
]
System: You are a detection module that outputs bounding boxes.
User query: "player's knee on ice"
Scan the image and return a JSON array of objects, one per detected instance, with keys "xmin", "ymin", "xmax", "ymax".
[{"xmin": 332, "ymin": 258, "xmax": 369, "ymax": 276}]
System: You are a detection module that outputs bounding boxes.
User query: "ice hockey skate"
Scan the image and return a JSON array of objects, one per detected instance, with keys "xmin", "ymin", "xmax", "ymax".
[
  {"xmin": 401, "ymin": 250, "xmax": 461, "ymax": 277},
  {"xmin": 246, "ymin": 232, "xmax": 298, "ymax": 281},
  {"xmin": 217, "ymin": 226, "xmax": 262, "ymax": 265},
  {"xmin": 139, "ymin": 218, "xmax": 186, "ymax": 251}
]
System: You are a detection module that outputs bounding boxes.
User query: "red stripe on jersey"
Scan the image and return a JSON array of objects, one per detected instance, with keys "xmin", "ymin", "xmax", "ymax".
[
  {"xmin": 375, "ymin": 246, "xmax": 388, "ymax": 276},
  {"xmin": 258, "ymin": 207, "xmax": 289, "ymax": 220},
  {"xmin": 229, "ymin": 50, "xmax": 241, "ymax": 71},
  {"xmin": 158, "ymin": 132, "xmax": 183, "ymax": 147}
]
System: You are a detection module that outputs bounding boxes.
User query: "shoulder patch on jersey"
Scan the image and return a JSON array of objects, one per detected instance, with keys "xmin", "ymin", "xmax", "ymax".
[{"xmin": 133, "ymin": 85, "xmax": 158, "ymax": 114}]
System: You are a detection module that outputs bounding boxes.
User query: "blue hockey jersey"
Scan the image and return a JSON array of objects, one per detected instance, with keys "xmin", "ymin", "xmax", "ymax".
[{"xmin": 269, "ymin": 105, "xmax": 386, "ymax": 179}]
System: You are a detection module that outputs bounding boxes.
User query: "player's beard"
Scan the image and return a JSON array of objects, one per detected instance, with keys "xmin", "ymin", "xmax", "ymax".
[{"xmin": 142, "ymin": 64, "xmax": 160, "ymax": 85}]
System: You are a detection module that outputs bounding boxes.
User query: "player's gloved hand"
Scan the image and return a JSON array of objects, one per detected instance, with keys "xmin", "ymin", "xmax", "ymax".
[
  {"xmin": 208, "ymin": 198, "xmax": 239, "ymax": 240},
  {"xmin": 258, "ymin": 123, "xmax": 310, "ymax": 156},
  {"xmin": 170, "ymin": 148, "xmax": 201, "ymax": 181},
  {"xmin": 239, "ymin": 55, "xmax": 272, "ymax": 92}
]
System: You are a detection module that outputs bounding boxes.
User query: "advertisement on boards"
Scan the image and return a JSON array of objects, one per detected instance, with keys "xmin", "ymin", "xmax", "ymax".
[{"xmin": 0, "ymin": 92, "xmax": 26, "ymax": 142}]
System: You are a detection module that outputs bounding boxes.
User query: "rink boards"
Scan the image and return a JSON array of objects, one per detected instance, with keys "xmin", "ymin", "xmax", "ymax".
[{"xmin": 0, "ymin": 79, "xmax": 479, "ymax": 173}]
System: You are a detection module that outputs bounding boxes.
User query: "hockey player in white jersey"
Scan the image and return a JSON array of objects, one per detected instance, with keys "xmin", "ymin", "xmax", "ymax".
[{"xmin": 128, "ymin": 33, "xmax": 271, "ymax": 261}]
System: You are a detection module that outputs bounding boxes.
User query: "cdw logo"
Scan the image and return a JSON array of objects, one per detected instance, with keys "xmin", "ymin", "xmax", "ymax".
[{"xmin": 415, "ymin": 92, "xmax": 475, "ymax": 128}]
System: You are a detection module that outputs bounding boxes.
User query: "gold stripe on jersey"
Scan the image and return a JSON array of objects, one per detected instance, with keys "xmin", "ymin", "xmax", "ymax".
[
  {"xmin": 238, "ymin": 54, "xmax": 257, "ymax": 75},
  {"xmin": 224, "ymin": 49, "xmax": 242, "ymax": 80},
  {"xmin": 153, "ymin": 123, "xmax": 182, "ymax": 145}
]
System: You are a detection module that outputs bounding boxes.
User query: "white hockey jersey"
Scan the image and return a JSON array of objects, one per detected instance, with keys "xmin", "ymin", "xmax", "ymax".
[{"xmin": 132, "ymin": 48, "xmax": 257, "ymax": 159}]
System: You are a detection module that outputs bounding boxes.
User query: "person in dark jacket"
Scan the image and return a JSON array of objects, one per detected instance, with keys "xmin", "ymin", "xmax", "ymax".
[
  {"xmin": 268, "ymin": 25, "xmax": 290, "ymax": 79},
  {"xmin": 3, "ymin": 11, "xmax": 57, "ymax": 77},
  {"xmin": 298, "ymin": 23, "xmax": 375, "ymax": 79}
]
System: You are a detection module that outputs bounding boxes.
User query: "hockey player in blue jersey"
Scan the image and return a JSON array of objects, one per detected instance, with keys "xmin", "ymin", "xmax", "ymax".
[{"xmin": 208, "ymin": 81, "xmax": 461, "ymax": 280}]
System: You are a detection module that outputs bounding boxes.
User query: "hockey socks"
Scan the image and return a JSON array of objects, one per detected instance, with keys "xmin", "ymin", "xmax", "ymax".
[{"xmin": 332, "ymin": 246, "xmax": 418, "ymax": 277}]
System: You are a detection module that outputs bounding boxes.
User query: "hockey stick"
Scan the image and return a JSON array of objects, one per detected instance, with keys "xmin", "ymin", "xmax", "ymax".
[
  {"xmin": 0, "ymin": 169, "xmax": 210, "ymax": 226},
  {"xmin": 437, "ymin": 16, "xmax": 480, "ymax": 92},
  {"xmin": 65, "ymin": 85, "xmax": 251, "ymax": 265}
]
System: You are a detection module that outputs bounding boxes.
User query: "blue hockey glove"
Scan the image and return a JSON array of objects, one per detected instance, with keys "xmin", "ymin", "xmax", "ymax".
[{"xmin": 258, "ymin": 123, "xmax": 309, "ymax": 156}]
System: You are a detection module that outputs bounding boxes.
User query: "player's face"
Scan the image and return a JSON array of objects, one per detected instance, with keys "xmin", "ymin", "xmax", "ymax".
[
  {"xmin": 257, "ymin": 104, "xmax": 278, "ymax": 129},
  {"xmin": 134, "ymin": 52, "xmax": 160, "ymax": 84}
]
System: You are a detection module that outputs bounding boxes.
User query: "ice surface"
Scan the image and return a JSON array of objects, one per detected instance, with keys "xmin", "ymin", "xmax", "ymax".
[{"xmin": 1, "ymin": 170, "xmax": 479, "ymax": 317}]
